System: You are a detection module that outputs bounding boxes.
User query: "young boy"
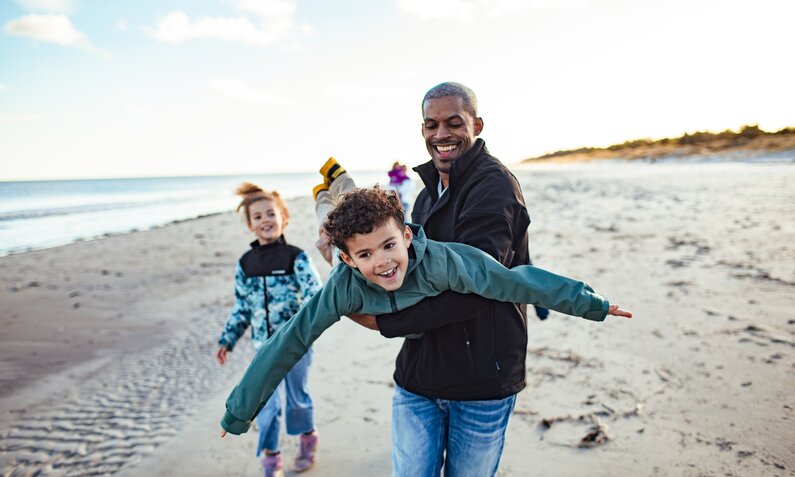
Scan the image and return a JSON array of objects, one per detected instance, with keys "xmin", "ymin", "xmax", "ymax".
[{"xmin": 220, "ymin": 184, "xmax": 631, "ymax": 436}]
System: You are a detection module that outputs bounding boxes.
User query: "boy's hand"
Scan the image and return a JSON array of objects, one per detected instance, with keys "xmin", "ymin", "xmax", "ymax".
[
  {"xmin": 221, "ymin": 430, "xmax": 227, "ymax": 438},
  {"xmin": 608, "ymin": 304, "xmax": 632, "ymax": 319},
  {"xmin": 216, "ymin": 347, "xmax": 230, "ymax": 365}
]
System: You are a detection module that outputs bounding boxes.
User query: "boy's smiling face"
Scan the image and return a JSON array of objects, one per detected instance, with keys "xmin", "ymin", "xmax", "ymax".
[{"xmin": 339, "ymin": 218, "xmax": 413, "ymax": 292}]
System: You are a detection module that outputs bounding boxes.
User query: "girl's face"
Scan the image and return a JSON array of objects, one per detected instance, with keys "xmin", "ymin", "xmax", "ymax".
[{"xmin": 248, "ymin": 199, "xmax": 285, "ymax": 245}]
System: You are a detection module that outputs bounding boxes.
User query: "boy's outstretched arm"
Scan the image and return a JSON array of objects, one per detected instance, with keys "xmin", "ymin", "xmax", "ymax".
[
  {"xmin": 220, "ymin": 272, "xmax": 361, "ymax": 436},
  {"xmin": 438, "ymin": 241, "xmax": 626, "ymax": 322}
]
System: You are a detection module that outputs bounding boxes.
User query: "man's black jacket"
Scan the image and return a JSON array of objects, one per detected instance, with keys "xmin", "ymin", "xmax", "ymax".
[{"xmin": 376, "ymin": 138, "xmax": 531, "ymax": 400}]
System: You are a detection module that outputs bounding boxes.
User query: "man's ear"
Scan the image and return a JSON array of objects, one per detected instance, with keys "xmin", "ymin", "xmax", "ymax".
[
  {"xmin": 474, "ymin": 117, "xmax": 484, "ymax": 136},
  {"xmin": 403, "ymin": 225, "xmax": 413, "ymax": 246},
  {"xmin": 339, "ymin": 251, "xmax": 357, "ymax": 269}
]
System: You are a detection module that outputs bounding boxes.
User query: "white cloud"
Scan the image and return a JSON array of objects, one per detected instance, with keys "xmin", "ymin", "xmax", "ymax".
[
  {"xmin": 13, "ymin": 0, "xmax": 74, "ymax": 14},
  {"xmin": 148, "ymin": 0, "xmax": 303, "ymax": 47},
  {"xmin": 116, "ymin": 20, "xmax": 128, "ymax": 32},
  {"xmin": 3, "ymin": 13, "xmax": 109, "ymax": 57},
  {"xmin": 0, "ymin": 83, "xmax": 7, "ymax": 92},
  {"xmin": 398, "ymin": 0, "xmax": 588, "ymax": 22},
  {"xmin": 208, "ymin": 77, "xmax": 290, "ymax": 104}
]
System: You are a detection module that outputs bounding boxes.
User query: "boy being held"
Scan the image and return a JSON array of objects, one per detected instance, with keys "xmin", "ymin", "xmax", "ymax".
[{"xmin": 221, "ymin": 179, "xmax": 631, "ymax": 437}]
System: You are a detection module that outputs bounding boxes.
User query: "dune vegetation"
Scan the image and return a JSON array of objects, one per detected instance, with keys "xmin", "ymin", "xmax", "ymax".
[{"xmin": 523, "ymin": 125, "xmax": 795, "ymax": 163}]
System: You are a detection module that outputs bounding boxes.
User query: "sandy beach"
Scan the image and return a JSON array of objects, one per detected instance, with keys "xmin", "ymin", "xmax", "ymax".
[{"xmin": 1, "ymin": 162, "xmax": 793, "ymax": 477}]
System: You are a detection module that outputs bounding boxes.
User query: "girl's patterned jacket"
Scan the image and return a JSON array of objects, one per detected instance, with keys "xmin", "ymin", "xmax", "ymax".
[{"xmin": 218, "ymin": 236, "xmax": 322, "ymax": 351}]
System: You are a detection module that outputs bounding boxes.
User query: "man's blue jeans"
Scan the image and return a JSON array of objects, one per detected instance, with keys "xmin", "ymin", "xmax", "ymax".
[
  {"xmin": 254, "ymin": 347, "xmax": 315, "ymax": 455},
  {"xmin": 391, "ymin": 385, "xmax": 516, "ymax": 477}
]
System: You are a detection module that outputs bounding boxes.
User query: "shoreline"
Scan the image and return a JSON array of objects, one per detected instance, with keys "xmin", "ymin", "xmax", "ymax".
[
  {"xmin": 6, "ymin": 157, "xmax": 795, "ymax": 258},
  {"xmin": 1, "ymin": 164, "xmax": 793, "ymax": 476}
]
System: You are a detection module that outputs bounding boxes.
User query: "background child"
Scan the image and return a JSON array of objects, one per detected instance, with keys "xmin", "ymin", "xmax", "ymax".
[
  {"xmin": 220, "ymin": 185, "xmax": 631, "ymax": 436},
  {"xmin": 387, "ymin": 161, "xmax": 413, "ymax": 213},
  {"xmin": 216, "ymin": 182, "xmax": 322, "ymax": 477}
]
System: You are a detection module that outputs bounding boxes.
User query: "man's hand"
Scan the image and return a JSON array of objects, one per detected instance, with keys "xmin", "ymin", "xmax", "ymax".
[
  {"xmin": 608, "ymin": 304, "xmax": 632, "ymax": 319},
  {"xmin": 346, "ymin": 313, "xmax": 378, "ymax": 330},
  {"xmin": 216, "ymin": 347, "xmax": 230, "ymax": 365}
]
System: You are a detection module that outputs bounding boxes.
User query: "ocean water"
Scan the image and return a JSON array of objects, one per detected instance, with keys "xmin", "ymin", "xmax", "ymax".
[{"xmin": 0, "ymin": 171, "xmax": 390, "ymax": 256}]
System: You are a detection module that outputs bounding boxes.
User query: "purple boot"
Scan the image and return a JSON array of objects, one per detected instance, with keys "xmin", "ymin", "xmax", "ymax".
[
  {"xmin": 263, "ymin": 452, "xmax": 283, "ymax": 477},
  {"xmin": 294, "ymin": 431, "xmax": 318, "ymax": 472}
]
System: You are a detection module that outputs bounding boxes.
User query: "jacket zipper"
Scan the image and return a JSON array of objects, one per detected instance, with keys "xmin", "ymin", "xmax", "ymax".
[
  {"xmin": 264, "ymin": 277, "xmax": 273, "ymax": 338},
  {"xmin": 388, "ymin": 291, "xmax": 398, "ymax": 313}
]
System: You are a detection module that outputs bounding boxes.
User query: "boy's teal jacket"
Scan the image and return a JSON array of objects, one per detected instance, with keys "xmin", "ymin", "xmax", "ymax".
[{"xmin": 221, "ymin": 224, "xmax": 609, "ymax": 434}]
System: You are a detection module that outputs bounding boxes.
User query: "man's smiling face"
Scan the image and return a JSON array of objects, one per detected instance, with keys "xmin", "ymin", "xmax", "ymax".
[{"xmin": 422, "ymin": 95, "xmax": 483, "ymax": 184}]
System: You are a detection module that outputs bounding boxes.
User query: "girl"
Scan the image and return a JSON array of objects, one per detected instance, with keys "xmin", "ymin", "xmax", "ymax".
[{"xmin": 216, "ymin": 183, "xmax": 322, "ymax": 477}]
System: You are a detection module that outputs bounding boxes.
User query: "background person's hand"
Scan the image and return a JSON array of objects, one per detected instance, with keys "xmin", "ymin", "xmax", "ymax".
[{"xmin": 608, "ymin": 304, "xmax": 632, "ymax": 319}]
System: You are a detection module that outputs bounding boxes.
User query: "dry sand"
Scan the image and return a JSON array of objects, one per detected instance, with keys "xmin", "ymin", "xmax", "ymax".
[{"xmin": 1, "ymin": 162, "xmax": 793, "ymax": 476}]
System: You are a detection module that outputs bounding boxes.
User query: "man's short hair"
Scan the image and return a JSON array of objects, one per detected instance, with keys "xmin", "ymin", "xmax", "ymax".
[
  {"xmin": 422, "ymin": 82, "xmax": 478, "ymax": 117},
  {"xmin": 324, "ymin": 187, "xmax": 405, "ymax": 254}
]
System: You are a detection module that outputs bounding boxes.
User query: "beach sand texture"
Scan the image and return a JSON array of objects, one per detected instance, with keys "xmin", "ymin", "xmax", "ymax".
[{"xmin": 1, "ymin": 162, "xmax": 793, "ymax": 477}]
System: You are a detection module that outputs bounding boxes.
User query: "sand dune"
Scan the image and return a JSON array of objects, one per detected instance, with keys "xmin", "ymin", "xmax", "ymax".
[{"xmin": 1, "ymin": 163, "xmax": 793, "ymax": 476}]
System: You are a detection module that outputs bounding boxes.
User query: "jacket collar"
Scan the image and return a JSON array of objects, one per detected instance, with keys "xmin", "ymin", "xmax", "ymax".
[
  {"xmin": 413, "ymin": 138, "xmax": 487, "ymax": 200},
  {"xmin": 249, "ymin": 235, "xmax": 287, "ymax": 251}
]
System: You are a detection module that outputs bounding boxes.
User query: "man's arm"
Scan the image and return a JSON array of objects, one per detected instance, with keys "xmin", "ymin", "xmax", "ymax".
[{"xmin": 376, "ymin": 291, "xmax": 492, "ymax": 337}]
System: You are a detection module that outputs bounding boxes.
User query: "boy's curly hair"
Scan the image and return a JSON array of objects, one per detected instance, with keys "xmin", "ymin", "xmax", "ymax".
[{"xmin": 324, "ymin": 186, "xmax": 404, "ymax": 254}]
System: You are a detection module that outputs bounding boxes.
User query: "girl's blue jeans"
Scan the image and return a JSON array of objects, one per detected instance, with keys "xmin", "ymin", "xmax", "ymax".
[
  {"xmin": 254, "ymin": 347, "xmax": 315, "ymax": 455},
  {"xmin": 391, "ymin": 385, "xmax": 515, "ymax": 477}
]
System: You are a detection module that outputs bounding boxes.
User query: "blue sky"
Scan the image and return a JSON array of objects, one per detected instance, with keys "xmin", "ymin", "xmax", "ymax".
[{"xmin": 1, "ymin": 0, "xmax": 793, "ymax": 180}]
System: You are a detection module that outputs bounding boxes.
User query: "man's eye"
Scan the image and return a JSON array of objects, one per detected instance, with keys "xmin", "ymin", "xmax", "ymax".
[
  {"xmin": 449, "ymin": 122, "xmax": 463, "ymax": 128},
  {"xmin": 424, "ymin": 123, "xmax": 437, "ymax": 129}
]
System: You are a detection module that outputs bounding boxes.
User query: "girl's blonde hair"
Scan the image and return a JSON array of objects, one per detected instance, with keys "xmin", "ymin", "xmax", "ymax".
[{"xmin": 235, "ymin": 182, "xmax": 290, "ymax": 227}]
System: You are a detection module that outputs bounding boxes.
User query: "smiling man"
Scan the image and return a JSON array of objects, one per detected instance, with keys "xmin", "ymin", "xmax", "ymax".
[{"xmin": 374, "ymin": 82, "xmax": 535, "ymax": 476}]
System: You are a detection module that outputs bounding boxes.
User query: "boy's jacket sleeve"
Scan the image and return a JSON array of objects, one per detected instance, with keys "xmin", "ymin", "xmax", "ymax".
[
  {"xmin": 440, "ymin": 242, "xmax": 610, "ymax": 321},
  {"xmin": 221, "ymin": 267, "xmax": 362, "ymax": 435}
]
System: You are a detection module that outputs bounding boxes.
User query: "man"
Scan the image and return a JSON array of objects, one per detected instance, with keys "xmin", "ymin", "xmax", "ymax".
[{"xmin": 374, "ymin": 82, "xmax": 533, "ymax": 476}]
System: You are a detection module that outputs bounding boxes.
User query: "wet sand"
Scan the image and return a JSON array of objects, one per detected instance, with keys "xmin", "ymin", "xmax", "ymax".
[{"xmin": 1, "ymin": 162, "xmax": 793, "ymax": 476}]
